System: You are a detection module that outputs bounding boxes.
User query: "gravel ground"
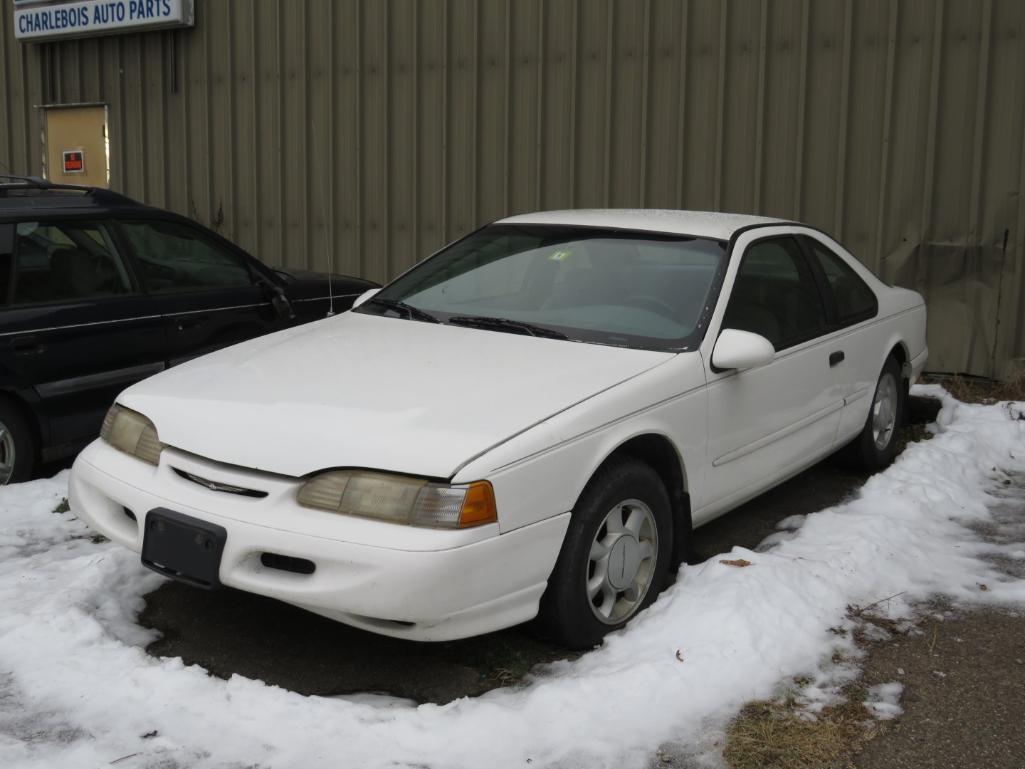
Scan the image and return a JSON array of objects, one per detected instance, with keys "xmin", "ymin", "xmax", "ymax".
[
  {"xmin": 855, "ymin": 445, "xmax": 1025, "ymax": 769},
  {"xmin": 855, "ymin": 609, "xmax": 1025, "ymax": 769}
]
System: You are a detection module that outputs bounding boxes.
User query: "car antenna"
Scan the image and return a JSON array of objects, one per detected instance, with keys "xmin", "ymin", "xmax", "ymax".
[{"xmin": 314, "ymin": 118, "xmax": 336, "ymax": 317}]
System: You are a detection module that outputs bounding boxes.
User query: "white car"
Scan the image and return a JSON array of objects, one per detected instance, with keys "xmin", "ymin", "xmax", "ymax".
[{"xmin": 70, "ymin": 210, "xmax": 927, "ymax": 648}]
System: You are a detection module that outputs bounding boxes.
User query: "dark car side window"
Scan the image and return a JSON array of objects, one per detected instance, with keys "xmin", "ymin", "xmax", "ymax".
[
  {"xmin": 119, "ymin": 220, "xmax": 255, "ymax": 293},
  {"xmin": 801, "ymin": 236, "xmax": 878, "ymax": 326},
  {"xmin": 0, "ymin": 224, "xmax": 12, "ymax": 304},
  {"xmin": 723, "ymin": 236, "xmax": 827, "ymax": 351},
  {"xmin": 9, "ymin": 221, "xmax": 132, "ymax": 306}
]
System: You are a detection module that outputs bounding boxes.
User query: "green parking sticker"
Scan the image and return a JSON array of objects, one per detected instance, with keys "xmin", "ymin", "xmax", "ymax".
[{"xmin": 549, "ymin": 249, "xmax": 572, "ymax": 261}]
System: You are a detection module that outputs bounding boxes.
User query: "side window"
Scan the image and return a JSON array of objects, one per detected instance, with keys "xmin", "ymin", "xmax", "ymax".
[
  {"xmin": 802, "ymin": 237, "xmax": 877, "ymax": 326},
  {"xmin": 724, "ymin": 237, "xmax": 827, "ymax": 350},
  {"xmin": 11, "ymin": 221, "xmax": 132, "ymax": 305},
  {"xmin": 0, "ymin": 225, "xmax": 12, "ymax": 305},
  {"xmin": 119, "ymin": 220, "xmax": 254, "ymax": 293}
]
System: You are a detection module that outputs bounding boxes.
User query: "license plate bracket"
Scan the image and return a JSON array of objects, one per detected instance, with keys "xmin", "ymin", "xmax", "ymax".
[{"xmin": 141, "ymin": 508, "xmax": 227, "ymax": 589}]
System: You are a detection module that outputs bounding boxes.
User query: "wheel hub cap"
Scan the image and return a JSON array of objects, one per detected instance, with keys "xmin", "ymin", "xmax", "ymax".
[
  {"xmin": 606, "ymin": 535, "xmax": 642, "ymax": 590},
  {"xmin": 872, "ymin": 373, "xmax": 898, "ymax": 450},
  {"xmin": 586, "ymin": 498, "xmax": 659, "ymax": 625}
]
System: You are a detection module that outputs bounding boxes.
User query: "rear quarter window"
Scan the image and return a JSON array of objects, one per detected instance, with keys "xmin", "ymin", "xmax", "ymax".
[{"xmin": 802, "ymin": 237, "xmax": 878, "ymax": 326}]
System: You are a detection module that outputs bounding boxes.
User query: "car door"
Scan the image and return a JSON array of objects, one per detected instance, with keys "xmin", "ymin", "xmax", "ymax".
[
  {"xmin": 0, "ymin": 218, "xmax": 166, "ymax": 453},
  {"xmin": 700, "ymin": 231, "xmax": 844, "ymax": 516},
  {"xmin": 796, "ymin": 233, "xmax": 882, "ymax": 442},
  {"xmin": 115, "ymin": 218, "xmax": 286, "ymax": 366}
]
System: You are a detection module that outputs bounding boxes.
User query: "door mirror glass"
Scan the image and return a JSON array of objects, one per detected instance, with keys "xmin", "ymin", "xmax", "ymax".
[
  {"xmin": 712, "ymin": 328, "xmax": 776, "ymax": 371},
  {"xmin": 352, "ymin": 288, "xmax": 380, "ymax": 308}
]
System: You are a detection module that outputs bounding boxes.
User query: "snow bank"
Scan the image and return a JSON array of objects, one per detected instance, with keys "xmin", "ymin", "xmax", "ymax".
[{"xmin": 2, "ymin": 387, "xmax": 1024, "ymax": 769}]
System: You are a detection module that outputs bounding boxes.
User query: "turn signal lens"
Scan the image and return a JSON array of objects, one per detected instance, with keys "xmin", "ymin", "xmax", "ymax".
[
  {"xmin": 297, "ymin": 471, "xmax": 497, "ymax": 529},
  {"xmin": 456, "ymin": 481, "xmax": 498, "ymax": 527},
  {"xmin": 100, "ymin": 404, "xmax": 163, "ymax": 466}
]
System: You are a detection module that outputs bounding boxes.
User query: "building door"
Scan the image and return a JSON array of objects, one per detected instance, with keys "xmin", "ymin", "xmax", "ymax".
[{"xmin": 44, "ymin": 105, "xmax": 109, "ymax": 187}]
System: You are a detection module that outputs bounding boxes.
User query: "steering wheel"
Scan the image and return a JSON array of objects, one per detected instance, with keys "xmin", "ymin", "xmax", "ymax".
[{"xmin": 622, "ymin": 294, "xmax": 677, "ymax": 318}]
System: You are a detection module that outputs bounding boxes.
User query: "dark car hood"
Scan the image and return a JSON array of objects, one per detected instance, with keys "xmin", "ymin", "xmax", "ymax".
[{"xmin": 276, "ymin": 268, "xmax": 378, "ymax": 300}]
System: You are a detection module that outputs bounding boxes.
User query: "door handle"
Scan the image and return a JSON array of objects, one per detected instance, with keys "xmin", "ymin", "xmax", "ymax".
[
  {"xmin": 829, "ymin": 350, "xmax": 845, "ymax": 367},
  {"xmin": 11, "ymin": 335, "xmax": 45, "ymax": 355},
  {"xmin": 175, "ymin": 315, "xmax": 210, "ymax": 332}
]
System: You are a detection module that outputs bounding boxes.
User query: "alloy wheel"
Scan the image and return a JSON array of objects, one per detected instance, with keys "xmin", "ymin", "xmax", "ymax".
[
  {"xmin": 872, "ymin": 372, "xmax": 898, "ymax": 451},
  {"xmin": 0, "ymin": 420, "xmax": 16, "ymax": 485},
  {"xmin": 586, "ymin": 498, "xmax": 659, "ymax": 624}
]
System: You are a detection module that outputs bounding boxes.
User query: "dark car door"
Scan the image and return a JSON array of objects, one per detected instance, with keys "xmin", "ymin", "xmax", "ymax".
[
  {"xmin": 115, "ymin": 218, "xmax": 288, "ymax": 366},
  {"xmin": 0, "ymin": 219, "xmax": 166, "ymax": 455}
]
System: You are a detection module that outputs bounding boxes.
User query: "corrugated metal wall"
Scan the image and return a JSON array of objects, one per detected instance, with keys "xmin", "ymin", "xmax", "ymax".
[{"xmin": 2, "ymin": 0, "xmax": 1024, "ymax": 377}]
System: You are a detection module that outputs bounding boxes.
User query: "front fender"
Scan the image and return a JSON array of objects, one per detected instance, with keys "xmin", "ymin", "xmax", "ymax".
[{"xmin": 454, "ymin": 353, "xmax": 708, "ymax": 534}]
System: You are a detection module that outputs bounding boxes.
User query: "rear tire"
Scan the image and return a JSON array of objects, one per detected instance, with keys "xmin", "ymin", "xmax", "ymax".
[
  {"xmin": 537, "ymin": 457, "xmax": 672, "ymax": 650},
  {"xmin": 850, "ymin": 356, "xmax": 904, "ymax": 472},
  {"xmin": 0, "ymin": 398, "xmax": 36, "ymax": 485}
]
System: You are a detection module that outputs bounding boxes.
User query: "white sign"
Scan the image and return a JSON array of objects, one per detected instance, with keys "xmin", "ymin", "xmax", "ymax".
[{"xmin": 14, "ymin": 0, "xmax": 194, "ymax": 42}]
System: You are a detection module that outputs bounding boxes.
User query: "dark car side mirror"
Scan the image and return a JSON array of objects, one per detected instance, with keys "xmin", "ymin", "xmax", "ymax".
[{"xmin": 269, "ymin": 286, "xmax": 295, "ymax": 321}]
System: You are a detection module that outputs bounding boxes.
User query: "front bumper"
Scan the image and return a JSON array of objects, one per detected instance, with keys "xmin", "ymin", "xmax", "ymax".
[{"xmin": 69, "ymin": 440, "xmax": 570, "ymax": 641}]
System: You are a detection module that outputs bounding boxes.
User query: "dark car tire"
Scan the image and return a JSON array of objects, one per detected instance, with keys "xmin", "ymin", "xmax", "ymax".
[
  {"xmin": 537, "ymin": 457, "xmax": 673, "ymax": 650},
  {"xmin": 0, "ymin": 397, "xmax": 36, "ymax": 485},
  {"xmin": 850, "ymin": 356, "xmax": 905, "ymax": 472}
]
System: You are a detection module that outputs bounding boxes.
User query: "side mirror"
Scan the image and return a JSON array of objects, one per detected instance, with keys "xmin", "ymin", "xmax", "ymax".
[
  {"xmin": 712, "ymin": 328, "xmax": 775, "ymax": 371},
  {"xmin": 352, "ymin": 288, "xmax": 381, "ymax": 309},
  {"xmin": 270, "ymin": 287, "xmax": 295, "ymax": 321}
]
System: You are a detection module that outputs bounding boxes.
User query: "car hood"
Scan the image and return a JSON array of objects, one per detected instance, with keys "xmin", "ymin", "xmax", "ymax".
[{"xmin": 119, "ymin": 312, "xmax": 674, "ymax": 479}]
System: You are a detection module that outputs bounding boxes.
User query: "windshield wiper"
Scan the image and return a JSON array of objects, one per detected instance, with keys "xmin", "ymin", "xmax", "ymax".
[
  {"xmin": 364, "ymin": 297, "xmax": 441, "ymax": 324},
  {"xmin": 447, "ymin": 315, "xmax": 569, "ymax": 340}
]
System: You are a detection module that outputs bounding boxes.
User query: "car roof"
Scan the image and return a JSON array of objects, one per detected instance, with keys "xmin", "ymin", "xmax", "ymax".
[
  {"xmin": 495, "ymin": 209, "xmax": 791, "ymax": 241},
  {"xmin": 0, "ymin": 176, "xmax": 143, "ymax": 215}
]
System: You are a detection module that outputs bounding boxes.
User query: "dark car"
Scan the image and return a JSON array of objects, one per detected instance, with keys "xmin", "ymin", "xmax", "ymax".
[{"xmin": 0, "ymin": 176, "xmax": 377, "ymax": 484}]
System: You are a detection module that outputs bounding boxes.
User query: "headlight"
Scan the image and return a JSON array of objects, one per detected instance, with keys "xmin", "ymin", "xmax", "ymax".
[
  {"xmin": 100, "ymin": 404, "xmax": 163, "ymax": 465},
  {"xmin": 297, "ymin": 470, "xmax": 497, "ymax": 529}
]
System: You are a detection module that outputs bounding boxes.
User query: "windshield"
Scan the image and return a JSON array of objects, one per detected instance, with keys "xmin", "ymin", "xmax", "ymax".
[{"xmin": 357, "ymin": 224, "xmax": 729, "ymax": 351}]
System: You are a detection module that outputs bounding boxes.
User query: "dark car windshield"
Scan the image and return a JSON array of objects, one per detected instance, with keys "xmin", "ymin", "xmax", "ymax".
[{"xmin": 357, "ymin": 224, "xmax": 728, "ymax": 351}]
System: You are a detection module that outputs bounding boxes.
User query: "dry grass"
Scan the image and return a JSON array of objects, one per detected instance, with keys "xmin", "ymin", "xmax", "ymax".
[
  {"xmin": 723, "ymin": 692, "xmax": 882, "ymax": 769},
  {"xmin": 921, "ymin": 371, "xmax": 1025, "ymax": 404},
  {"xmin": 723, "ymin": 599, "xmax": 911, "ymax": 769}
]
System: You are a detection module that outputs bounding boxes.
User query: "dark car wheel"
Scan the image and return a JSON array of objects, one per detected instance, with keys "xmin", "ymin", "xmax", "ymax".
[
  {"xmin": 0, "ymin": 398, "xmax": 35, "ymax": 485},
  {"xmin": 538, "ymin": 457, "xmax": 673, "ymax": 649},
  {"xmin": 851, "ymin": 356, "xmax": 905, "ymax": 472}
]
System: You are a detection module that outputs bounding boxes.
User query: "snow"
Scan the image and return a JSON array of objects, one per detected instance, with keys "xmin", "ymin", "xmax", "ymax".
[
  {"xmin": 864, "ymin": 682, "xmax": 904, "ymax": 719},
  {"xmin": 2, "ymin": 386, "xmax": 1025, "ymax": 769}
]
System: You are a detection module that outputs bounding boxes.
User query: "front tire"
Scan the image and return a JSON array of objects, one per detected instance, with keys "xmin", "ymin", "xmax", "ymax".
[
  {"xmin": 0, "ymin": 398, "xmax": 36, "ymax": 485},
  {"xmin": 851, "ymin": 356, "xmax": 904, "ymax": 472},
  {"xmin": 538, "ymin": 457, "xmax": 672, "ymax": 649}
]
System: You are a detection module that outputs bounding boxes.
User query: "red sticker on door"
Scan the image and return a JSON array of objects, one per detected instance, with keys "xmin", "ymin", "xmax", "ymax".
[{"xmin": 62, "ymin": 149, "xmax": 85, "ymax": 174}]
